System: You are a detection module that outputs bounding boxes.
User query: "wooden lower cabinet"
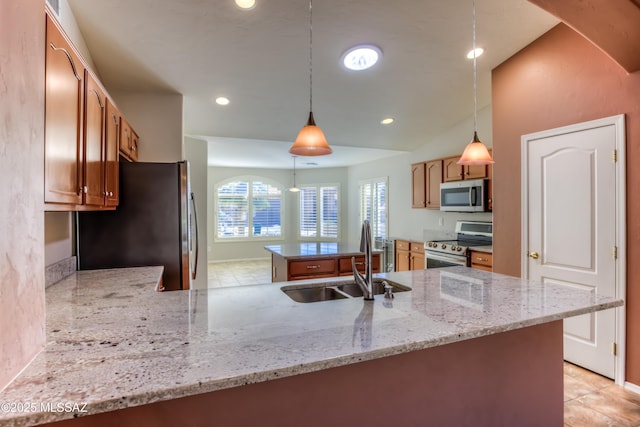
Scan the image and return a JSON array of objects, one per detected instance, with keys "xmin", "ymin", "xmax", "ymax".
[
  {"xmin": 395, "ymin": 240, "xmax": 425, "ymax": 271},
  {"xmin": 272, "ymin": 254, "xmax": 380, "ymax": 282},
  {"xmin": 470, "ymin": 250, "xmax": 493, "ymax": 272}
]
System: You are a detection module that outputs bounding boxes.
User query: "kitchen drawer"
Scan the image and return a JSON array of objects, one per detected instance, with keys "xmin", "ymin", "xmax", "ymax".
[
  {"xmin": 339, "ymin": 256, "xmax": 365, "ymax": 273},
  {"xmin": 289, "ymin": 258, "xmax": 336, "ymax": 277},
  {"xmin": 410, "ymin": 242, "xmax": 424, "ymax": 253},
  {"xmin": 396, "ymin": 240, "xmax": 410, "ymax": 251},
  {"xmin": 338, "ymin": 254, "xmax": 381, "ymax": 274},
  {"xmin": 470, "ymin": 251, "xmax": 492, "ymax": 270}
]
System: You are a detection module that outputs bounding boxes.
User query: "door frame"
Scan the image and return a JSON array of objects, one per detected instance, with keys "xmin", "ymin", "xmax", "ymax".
[{"xmin": 520, "ymin": 114, "xmax": 626, "ymax": 385}]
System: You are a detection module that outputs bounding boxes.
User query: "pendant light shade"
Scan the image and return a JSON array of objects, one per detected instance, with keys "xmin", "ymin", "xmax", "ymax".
[
  {"xmin": 290, "ymin": 112, "xmax": 332, "ymax": 156},
  {"xmin": 459, "ymin": 131, "xmax": 494, "ymax": 165},
  {"xmin": 289, "ymin": 0, "xmax": 332, "ymax": 156},
  {"xmin": 457, "ymin": 0, "xmax": 494, "ymax": 166}
]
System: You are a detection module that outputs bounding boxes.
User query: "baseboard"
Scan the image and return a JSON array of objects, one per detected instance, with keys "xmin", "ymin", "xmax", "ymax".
[
  {"xmin": 208, "ymin": 257, "xmax": 270, "ymax": 264},
  {"xmin": 624, "ymin": 381, "xmax": 640, "ymax": 395},
  {"xmin": 45, "ymin": 256, "xmax": 77, "ymax": 288}
]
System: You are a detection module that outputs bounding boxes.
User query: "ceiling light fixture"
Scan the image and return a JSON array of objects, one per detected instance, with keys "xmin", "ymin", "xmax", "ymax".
[
  {"xmin": 289, "ymin": 0, "xmax": 332, "ymax": 156},
  {"xmin": 341, "ymin": 44, "xmax": 382, "ymax": 71},
  {"xmin": 215, "ymin": 97, "xmax": 230, "ymax": 106},
  {"xmin": 458, "ymin": 0, "xmax": 494, "ymax": 166},
  {"xmin": 466, "ymin": 47, "xmax": 484, "ymax": 59},
  {"xmin": 289, "ymin": 156, "xmax": 301, "ymax": 192},
  {"xmin": 381, "ymin": 117, "xmax": 394, "ymax": 125},
  {"xmin": 234, "ymin": 0, "xmax": 256, "ymax": 10}
]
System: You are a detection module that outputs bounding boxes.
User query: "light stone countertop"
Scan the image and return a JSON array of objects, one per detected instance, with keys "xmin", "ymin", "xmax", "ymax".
[
  {"xmin": 264, "ymin": 242, "xmax": 380, "ymax": 258},
  {"xmin": 0, "ymin": 266, "xmax": 622, "ymax": 426},
  {"xmin": 470, "ymin": 245, "xmax": 493, "ymax": 253}
]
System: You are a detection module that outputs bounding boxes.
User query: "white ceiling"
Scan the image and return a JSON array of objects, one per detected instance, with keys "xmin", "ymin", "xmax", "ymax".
[{"xmin": 66, "ymin": 0, "xmax": 558, "ymax": 169}]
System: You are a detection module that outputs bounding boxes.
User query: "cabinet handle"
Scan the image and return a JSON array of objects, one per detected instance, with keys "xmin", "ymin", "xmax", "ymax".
[
  {"xmin": 476, "ymin": 257, "xmax": 488, "ymax": 262},
  {"xmin": 306, "ymin": 265, "xmax": 320, "ymax": 269},
  {"xmin": 354, "ymin": 262, "xmax": 363, "ymax": 266}
]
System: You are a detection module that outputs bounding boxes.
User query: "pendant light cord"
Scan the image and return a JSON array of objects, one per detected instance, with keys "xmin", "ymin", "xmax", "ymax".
[
  {"xmin": 472, "ymin": 0, "xmax": 478, "ymax": 134},
  {"xmin": 309, "ymin": 0, "xmax": 313, "ymax": 113}
]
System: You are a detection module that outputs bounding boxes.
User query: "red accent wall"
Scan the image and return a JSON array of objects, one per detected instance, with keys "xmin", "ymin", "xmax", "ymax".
[{"xmin": 492, "ymin": 23, "xmax": 640, "ymax": 384}]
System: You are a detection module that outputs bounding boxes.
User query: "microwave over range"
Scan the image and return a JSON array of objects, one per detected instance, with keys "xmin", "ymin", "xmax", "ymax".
[{"xmin": 439, "ymin": 179, "xmax": 489, "ymax": 212}]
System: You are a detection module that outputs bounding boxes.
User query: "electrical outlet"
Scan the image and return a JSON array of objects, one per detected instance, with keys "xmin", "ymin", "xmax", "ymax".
[{"xmin": 438, "ymin": 217, "xmax": 444, "ymax": 227}]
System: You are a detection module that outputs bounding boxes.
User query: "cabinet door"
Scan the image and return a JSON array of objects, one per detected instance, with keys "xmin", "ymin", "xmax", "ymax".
[
  {"xmin": 443, "ymin": 156, "xmax": 463, "ymax": 182},
  {"xmin": 83, "ymin": 71, "xmax": 106, "ymax": 206},
  {"xmin": 130, "ymin": 129, "xmax": 139, "ymax": 161},
  {"xmin": 425, "ymin": 160, "xmax": 442, "ymax": 209},
  {"xmin": 44, "ymin": 15, "xmax": 85, "ymax": 205},
  {"xmin": 411, "ymin": 251, "xmax": 425, "ymax": 270},
  {"xmin": 120, "ymin": 119, "xmax": 139, "ymax": 162},
  {"xmin": 395, "ymin": 250, "xmax": 411, "ymax": 272},
  {"xmin": 464, "ymin": 164, "xmax": 488, "ymax": 180},
  {"xmin": 411, "ymin": 162, "xmax": 426, "ymax": 208},
  {"xmin": 104, "ymin": 100, "xmax": 120, "ymax": 207}
]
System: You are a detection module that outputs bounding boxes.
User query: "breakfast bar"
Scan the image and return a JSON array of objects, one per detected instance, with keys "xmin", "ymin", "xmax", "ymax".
[{"xmin": 0, "ymin": 266, "xmax": 622, "ymax": 427}]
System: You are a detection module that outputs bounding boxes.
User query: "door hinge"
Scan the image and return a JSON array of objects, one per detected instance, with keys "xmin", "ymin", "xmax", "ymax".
[
  {"xmin": 613, "ymin": 246, "xmax": 618, "ymax": 259},
  {"xmin": 612, "ymin": 149, "xmax": 618, "ymax": 163},
  {"xmin": 612, "ymin": 342, "xmax": 617, "ymax": 356}
]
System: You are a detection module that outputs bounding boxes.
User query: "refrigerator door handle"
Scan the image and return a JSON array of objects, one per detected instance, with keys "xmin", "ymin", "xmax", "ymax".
[{"xmin": 190, "ymin": 192, "xmax": 199, "ymax": 280}]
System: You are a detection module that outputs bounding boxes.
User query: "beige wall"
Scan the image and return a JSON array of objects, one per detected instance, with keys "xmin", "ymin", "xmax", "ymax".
[
  {"xmin": 110, "ymin": 91, "xmax": 184, "ymax": 163},
  {"xmin": 0, "ymin": 0, "xmax": 46, "ymax": 390},
  {"xmin": 492, "ymin": 23, "xmax": 640, "ymax": 384}
]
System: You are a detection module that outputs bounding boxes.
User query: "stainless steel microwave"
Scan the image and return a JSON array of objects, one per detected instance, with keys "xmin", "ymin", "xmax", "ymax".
[{"xmin": 440, "ymin": 179, "xmax": 489, "ymax": 212}]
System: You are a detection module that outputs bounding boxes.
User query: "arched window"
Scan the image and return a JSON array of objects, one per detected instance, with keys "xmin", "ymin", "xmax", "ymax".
[{"xmin": 215, "ymin": 177, "xmax": 283, "ymax": 240}]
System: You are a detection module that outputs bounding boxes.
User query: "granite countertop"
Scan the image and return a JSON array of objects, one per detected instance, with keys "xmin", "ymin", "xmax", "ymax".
[
  {"xmin": 0, "ymin": 266, "xmax": 622, "ymax": 426},
  {"xmin": 264, "ymin": 242, "xmax": 380, "ymax": 258},
  {"xmin": 471, "ymin": 245, "xmax": 493, "ymax": 253}
]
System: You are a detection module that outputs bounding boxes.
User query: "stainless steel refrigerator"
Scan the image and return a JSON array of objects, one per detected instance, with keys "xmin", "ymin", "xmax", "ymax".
[{"xmin": 77, "ymin": 161, "xmax": 199, "ymax": 291}]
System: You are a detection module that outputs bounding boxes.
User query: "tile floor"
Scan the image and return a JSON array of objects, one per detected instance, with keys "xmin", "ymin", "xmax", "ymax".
[{"xmin": 207, "ymin": 260, "xmax": 640, "ymax": 426}]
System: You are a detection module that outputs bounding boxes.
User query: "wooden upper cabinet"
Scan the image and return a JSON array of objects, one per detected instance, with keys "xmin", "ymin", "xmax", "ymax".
[
  {"xmin": 411, "ymin": 162, "xmax": 426, "ymax": 208},
  {"xmin": 443, "ymin": 155, "xmax": 490, "ymax": 182},
  {"xmin": 443, "ymin": 156, "xmax": 463, "ymax": 182},
  {"xmin": 83, "ymin": 71, "xmax": 106, "ymax": 206},
  {"xmin": 120, "ymin": 118, "xmax": 139, "ymax": 162},
  {"xmin": 425, "ymin": 160, "xmax": 442, "ymax": 209},
  {"xmin": 464, "ymin": 164, "xmax": 488, "ymax": 180},
  {"xmin": 44, "ymin": 14, "xmax": 85, "ymax": 205},
  {"xmin": 104, "ymin": 99, "xmax": 120, "ymax": 207}
]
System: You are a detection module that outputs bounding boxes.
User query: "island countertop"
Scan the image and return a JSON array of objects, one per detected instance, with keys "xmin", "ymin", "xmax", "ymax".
[
  {"xmin": 0, "ymin": 266, "xmax": 622, "ymax": 426},
  {"xmin": 264, "ymin": 242, "xmax": 380, "ymax": 258}
]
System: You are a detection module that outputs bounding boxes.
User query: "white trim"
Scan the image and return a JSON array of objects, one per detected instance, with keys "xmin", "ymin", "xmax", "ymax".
[
  {"xmin": 521, "ymin": 114, "xmax": 626, "ymax": 385},
  {"xmin": 624, "ymin": 381, "xmax": 640, "ymax": 395}
]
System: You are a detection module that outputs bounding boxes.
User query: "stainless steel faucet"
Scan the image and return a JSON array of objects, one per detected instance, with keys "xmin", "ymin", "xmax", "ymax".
[{"xmin": 352, "ymin": 219, "xmax": 374, "ymax": 300}]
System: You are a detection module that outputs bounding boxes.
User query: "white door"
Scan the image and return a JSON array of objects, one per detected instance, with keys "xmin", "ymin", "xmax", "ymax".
[{"xmin": 522, "ymin": 115, "xmax": 625, "ymax": 379}]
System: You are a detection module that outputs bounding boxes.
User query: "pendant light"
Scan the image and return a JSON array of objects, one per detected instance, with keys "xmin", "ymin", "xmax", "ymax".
[
  {"xmin": 458, "ymin": 0, "xmax": 494, "ymax": 166},
  {"xmin": 289, "ymin": 0, "xmax": 332, "ymax": 156},
  {"xmin": 289, "ymin": 156, "xmax": 301, "ymax": 192}
]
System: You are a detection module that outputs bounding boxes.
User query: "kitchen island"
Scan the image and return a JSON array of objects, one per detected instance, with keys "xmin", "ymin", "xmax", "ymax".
[
  {"xmin": 264, "ymin": 242, "xmax": 381, "ymax": 281},
  {"xmin": 0, "ymin": 266, "xmax": 622, "ymax": 427}
]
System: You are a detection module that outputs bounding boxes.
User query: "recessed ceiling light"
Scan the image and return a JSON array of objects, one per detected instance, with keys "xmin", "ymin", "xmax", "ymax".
[
  {"xmin": 235, "ymin": 0, "xmax": 256, "ymax": 9},
  {"xmin": 341, "ymin": 45, "xmax": 382, "ymax": 71},
  {"xmin": 215, "ymin": 97, "xmax": 230, "ymax": 106},
  {"xmin": 381, "ymin": 117, "xmax": 394, "ymax": 125},
  {"xmin": 466, "ymin": 47, "xmax": 484, "ymax": 59}
]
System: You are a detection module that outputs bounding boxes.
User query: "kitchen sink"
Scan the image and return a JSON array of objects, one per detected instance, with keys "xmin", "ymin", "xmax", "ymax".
[{"xmin": 281, "ymin": 279, "xmax": 411, "ymax": 303}]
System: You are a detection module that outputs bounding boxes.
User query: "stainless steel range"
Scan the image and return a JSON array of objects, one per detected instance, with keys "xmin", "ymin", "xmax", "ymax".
[{"xmin": 424, "ymin": 221, "xmax": 492, "ymax": 268}]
